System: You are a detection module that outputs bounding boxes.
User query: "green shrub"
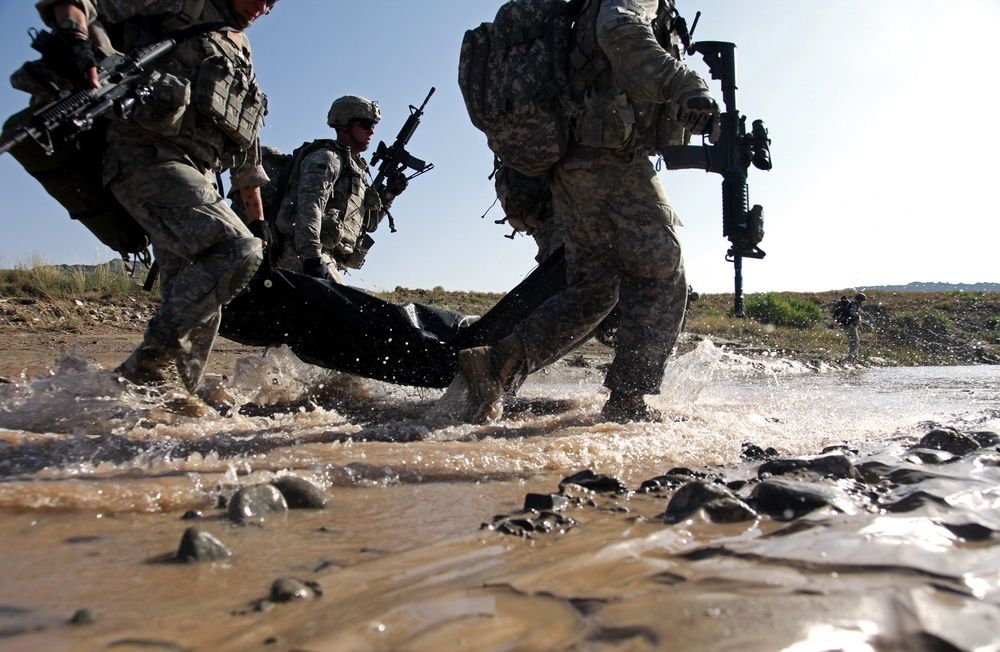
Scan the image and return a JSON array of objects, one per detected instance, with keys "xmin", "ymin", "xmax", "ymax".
[{"xmin": 743, "ymin": 293, "xmax": 823, "ymax": 329}]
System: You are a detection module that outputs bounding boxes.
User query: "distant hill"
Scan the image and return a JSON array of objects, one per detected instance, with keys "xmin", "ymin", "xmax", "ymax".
[{"xmin": 863, "ymin": 282, "xmax": 1000, "ymax": 293}]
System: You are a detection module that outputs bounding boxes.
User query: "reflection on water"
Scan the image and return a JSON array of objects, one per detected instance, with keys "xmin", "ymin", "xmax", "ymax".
[{"xmin": 0, "ymin": 340, "xmax": 998, "ymax": 650}]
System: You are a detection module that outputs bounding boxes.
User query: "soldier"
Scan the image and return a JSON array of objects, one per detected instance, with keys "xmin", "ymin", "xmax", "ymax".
[
  {"xmin": 36, "ymin": 0, "xmax": 276, "ymax": 416},
  {"xmin": 845, "ymin": 293, "xmax": 866, "ymax": 361},
  {"xmin": 273, "ymin": 95, "xmax": 408, "ymax": 283},
  {"xmin": 446, "ymin": 0, "xmax": 719, "ymax": 424}
]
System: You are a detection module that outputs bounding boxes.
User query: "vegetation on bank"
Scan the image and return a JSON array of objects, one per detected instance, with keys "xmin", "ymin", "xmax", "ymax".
[{"xmin": 1, "ymin": 262, "xmax": 998, "ymax": 366}]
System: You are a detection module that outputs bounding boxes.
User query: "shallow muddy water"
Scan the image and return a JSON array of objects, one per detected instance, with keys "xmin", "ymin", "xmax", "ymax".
[{"xmin": 0, "ymin": 341, "xmax": 998, "ymax": 651}]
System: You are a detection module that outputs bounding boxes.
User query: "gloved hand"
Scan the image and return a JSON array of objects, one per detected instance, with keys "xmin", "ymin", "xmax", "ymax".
[
  {"xmin": 386, "ymin": 171, "xmax": 409, "ymax": 197},
  {"xmin": 676, "ymin": 91, "xmax": 720, "ymax": 141},
  {"xmin": 41, "ymin": 25, "xmax": 98, "ymax": 87},
  {"xmin": 247, "ymin": 220, "xmax": 271, "ymax": 249},
  {"xmin": 303, "ymin": 257, "xmax": 334, "ymax": 281}
]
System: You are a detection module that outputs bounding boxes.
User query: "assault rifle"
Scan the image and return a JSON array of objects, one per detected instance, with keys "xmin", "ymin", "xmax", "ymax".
[
  {"xmin": 369, "ymin": 87, "xmax": 435, "ymax": 233},
  {"xmin": 660, "ymin": 40, "xmax": 772, "ymax": 318},
  {"xmin": 0, "ymin": 30, "xmax": 176, "ymax": 156}
]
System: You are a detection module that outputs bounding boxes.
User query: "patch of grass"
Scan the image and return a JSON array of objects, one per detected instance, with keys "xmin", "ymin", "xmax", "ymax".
[{"xmin": 743, "ymin": 292, "xmax": 824, "ymax": 329}]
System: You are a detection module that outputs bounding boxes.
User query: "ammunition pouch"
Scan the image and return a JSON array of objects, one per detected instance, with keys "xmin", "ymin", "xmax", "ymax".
[
  {"xmin": 192, "ymin": 55, "xmax": 266, "ymax": 149},
  {"xmin": 495, "ymin": 166, "xmax": 551, "ymax": 234},
  {"xmin": 130, "ymin": 70, "xmax": 191, "ymax": 138},
  {"xmin": 574, "ymin": 87, "xmax": 635, "ymax": 149},
  {"xmin": 341, "ymin": 233, "xmax": 375, "ymax": 270}
]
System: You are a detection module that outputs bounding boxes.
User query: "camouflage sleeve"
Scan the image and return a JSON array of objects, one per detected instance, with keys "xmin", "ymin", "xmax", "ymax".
[
  {"xmin": 293, "ymin": 148, "xmax": 342, "ymax": 260},
  {"xmin": 595, "ymin": 0, "xmax": 708, "ymax": 104},
  {"xmin": 37, "ymin": 0, "xmax": 192, "ymax": 26}
]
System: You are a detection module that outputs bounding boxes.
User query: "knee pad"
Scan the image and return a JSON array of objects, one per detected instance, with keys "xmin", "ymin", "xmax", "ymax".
[{"xmin": 204, "ymin": 236, "xmax": 263, "ymax": 304}]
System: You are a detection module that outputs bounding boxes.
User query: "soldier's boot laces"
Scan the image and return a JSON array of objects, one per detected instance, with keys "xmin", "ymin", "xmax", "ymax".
[
  {"xmin": 602, "ymin": 391, "xmax": 662, "ymax": 424},
  {"xmin": 458, "ymin": 334, "xmax": 525, "ymax": 424},
  {"xmin": 115, "ymin": 348, "xmax": 210, "ymax": 418}
]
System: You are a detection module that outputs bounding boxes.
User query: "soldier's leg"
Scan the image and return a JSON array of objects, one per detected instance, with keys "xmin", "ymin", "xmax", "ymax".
[
  {"xmin": 597, "ymin": 154, "xmax": 686, "ymax": 421},
  {"xmin": 109, "ymin": 147, "xmax": 261, "ymax": 407}
]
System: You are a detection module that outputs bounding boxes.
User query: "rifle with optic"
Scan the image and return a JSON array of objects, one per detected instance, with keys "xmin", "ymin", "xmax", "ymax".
[{"xmin": 659, "ymin": 14, "xmax": 772, "ymax": 318}]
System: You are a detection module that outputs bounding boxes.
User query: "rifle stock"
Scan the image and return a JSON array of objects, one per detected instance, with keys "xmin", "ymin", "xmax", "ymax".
[{"xmin": 660, "ymin": 40, "xmax": 771, "ymax": 317}]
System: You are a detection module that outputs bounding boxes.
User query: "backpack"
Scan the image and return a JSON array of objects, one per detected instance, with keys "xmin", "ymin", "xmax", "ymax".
[
  {"xmin": 832, "ymin": 298, "xmax": 852, "ymax": 327},
  {"xmin": 458, "ymin": 0, "xmax": 585, "ymax": 177}
]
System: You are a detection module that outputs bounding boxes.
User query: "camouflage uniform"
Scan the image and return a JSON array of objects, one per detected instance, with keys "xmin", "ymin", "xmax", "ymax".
[
  {"xmin": 36, "ymin": 0, "xmax": 268, "ymax": 396},
  {"xmin": 516, "ymin": 0, "xmax": 710, "ymax": 396},
  {"xmin": 274, "ymin": 140, "xmax": 382, "ymax": 283}
]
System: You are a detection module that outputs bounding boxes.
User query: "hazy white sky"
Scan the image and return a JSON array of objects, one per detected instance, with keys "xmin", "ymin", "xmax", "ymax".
[{"xmin": 1, "ymin": 0, "xmax": 999, "ymax": 295}]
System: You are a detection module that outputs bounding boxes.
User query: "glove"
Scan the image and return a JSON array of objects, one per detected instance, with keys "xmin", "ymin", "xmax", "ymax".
[
  {"xmin": 247, "ymin": 220, "xmax": 271, "ymax": 249},
  {"xmin": 676, "ymin": 92, "xmax": 719, "ymax": 141},
  {"xmin": 41, "ymin": 25, "xmax": 98, "ymax": 87},
  {"xmin": 303, "ymin": 257, "xmax": 334, "ymax": 281},
  {"xmin": 386, "ymin": 172, "xmax": 409, "ymax": 197}
]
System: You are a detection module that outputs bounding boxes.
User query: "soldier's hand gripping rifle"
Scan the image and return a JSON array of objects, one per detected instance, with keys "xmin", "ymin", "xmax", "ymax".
[
  {"xmin": 0, "ymin": 30, "xmax": 176, "ymax": 156},
  {"xmin": 369, "ymin": 87, "xmax": 435, "ymax": 233},
  {"xmin": 660, "ymin": 40, "xmax": 772, "ymax": 317}
]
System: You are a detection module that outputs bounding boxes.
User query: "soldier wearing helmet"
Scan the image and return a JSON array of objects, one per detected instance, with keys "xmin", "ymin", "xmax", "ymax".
[
  {"xmin": 29, "ymin": 0, "xmax": 275, "ymax": 417},
  {"xmin": 273, "ymin": 94, "xmax": 407, "ymax": 282}
]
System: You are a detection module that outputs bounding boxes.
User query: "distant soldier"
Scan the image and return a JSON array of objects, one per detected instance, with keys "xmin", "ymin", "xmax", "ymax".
[
  {"xmin": 841, "ymin": 292, "xmax": 865, "ymax": 362},
  {"xmin": 272, "ymin": 95, "xmax": 408, "ymax": 283}
]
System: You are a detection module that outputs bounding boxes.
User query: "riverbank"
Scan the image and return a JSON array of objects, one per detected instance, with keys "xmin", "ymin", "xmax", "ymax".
[{"xmin": 1, "ymin": 271, "xmax": 997, "ymax": 381}]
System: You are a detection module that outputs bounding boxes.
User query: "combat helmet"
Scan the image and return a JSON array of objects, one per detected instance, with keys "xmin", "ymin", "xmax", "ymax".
[
  {"xmin": 328, "ymin": 95, "xmax": 381, "ymax": 128},
  {"xmin": 855, "ymin": 293, "xmax": 866, "ymax": 302}
]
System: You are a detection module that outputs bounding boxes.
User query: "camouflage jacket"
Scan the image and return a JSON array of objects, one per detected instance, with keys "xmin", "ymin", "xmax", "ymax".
[
  {"xmin": 570, "ymin": 0, "xmax": 709, "ymax": 152},
  {"xmin": 35, "ymin": 0, "xmax": 267, "ymax": 190},
  {"xmin": 275, "ymin": 140, "xmax": 382, "ymax": 264}
]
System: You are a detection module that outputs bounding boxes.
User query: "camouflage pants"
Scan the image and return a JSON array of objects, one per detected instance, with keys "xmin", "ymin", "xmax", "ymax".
[
  {"xmin": 846, "ymin": 325, "xmax": 860, "ymax": 360},
  {"xmin": 517, "ymin": 146, "xmax": 687, "ymax": 395},
  {"xmin": 106, "ymin": 141, "xmax": 263, "ymax": 390}
]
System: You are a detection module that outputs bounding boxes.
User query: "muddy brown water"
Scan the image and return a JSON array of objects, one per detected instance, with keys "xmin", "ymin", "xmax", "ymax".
[{"xmin": 0, "ymin": 341, "xmax": 998, "ymax": 651}]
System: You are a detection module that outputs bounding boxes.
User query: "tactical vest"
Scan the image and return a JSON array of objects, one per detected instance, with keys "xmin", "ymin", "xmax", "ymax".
[
  {"xmin": 274, "ymin": 140, "xmax": 379, "ymax": 264},
  {"xmin": 112, "ymin": 0, "xmax": 267, "ymax": 169}
]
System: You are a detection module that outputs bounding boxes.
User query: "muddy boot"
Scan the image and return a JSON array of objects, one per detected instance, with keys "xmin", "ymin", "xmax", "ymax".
[
  {"xmin": 456, "ymin": 334, "xmax": 526, "ymax": 424},
  {"xmin": 601, "ymin": 391, "xmax": 662, "ymax": 424},
  {"xmin": 116, "ymin": 346, "xmax": 210, "ymax": 418}
]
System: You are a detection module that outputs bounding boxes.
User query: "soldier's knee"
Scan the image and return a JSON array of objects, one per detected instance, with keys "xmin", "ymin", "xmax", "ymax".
[{"xmin": 205, "ymin": 236, "xmax": 263, "ymax": 304}]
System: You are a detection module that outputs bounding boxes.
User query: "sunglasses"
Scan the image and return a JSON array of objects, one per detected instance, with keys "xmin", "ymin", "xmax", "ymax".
[{"xmin": 354, "ymin": 119, "xmax": 376, "ymax": 131}]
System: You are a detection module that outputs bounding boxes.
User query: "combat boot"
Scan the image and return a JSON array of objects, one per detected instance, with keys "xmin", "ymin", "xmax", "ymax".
[
  {"xmin": 116, "ymin": 346, "xmax": 210, "ymax": 418},
  {"xmin": 601, "ymin": 391, "xmax": 662, "ymax": 424},
  {"xmin": 457, "ymin": 333, "xmax": 526, "ymax": 424}
]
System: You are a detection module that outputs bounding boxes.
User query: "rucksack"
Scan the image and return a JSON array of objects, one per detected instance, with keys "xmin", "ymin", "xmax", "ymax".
[
  {"xmin": 458, "ymin": 0, "xmax": 585, "ymax": 178},
  {"xmin": 832, "ymin": 298, "xmax": 852, "ymax": 327}
]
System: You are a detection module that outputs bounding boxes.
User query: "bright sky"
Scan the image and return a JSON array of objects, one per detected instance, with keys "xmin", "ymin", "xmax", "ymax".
[{"xmin": 1, "ymin": 0, "xmax": 999, "ymax": 295}]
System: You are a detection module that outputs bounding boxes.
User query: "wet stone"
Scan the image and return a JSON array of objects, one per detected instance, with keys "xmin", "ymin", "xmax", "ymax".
[
  {"xmin": 181, "ymin": 510, "xmax": 203, "ymax": 520},
  {"xmin": 969, "ymin": 430, "xmax": 1000, "ymax": 448},
  {"xmin": 175, "ymin": 526, "xmax": 232, "ymax": 563},
  {"xmin": 663, "ymin": 481, "xmax": 757, "ymax": 524},
  {"xmin": 903, "ymin": 448, "xmax": 956, "ymax": 465},
  {"xmin": 270, "ymin": 577, "xmax": 321, "ymax": 602},
  {"xmin": 741, "ymin": 442, "xmax": 780, "ymax": 461},
  {"xmin": 751, "ymin": 477, "xmax": 857, "ymax": 520},
  {"xmin": 69, "ymin": 608, "xmax": 97, "ymax": 625},
  {"xmin": 271, "ymin": 476, "xmax": 330, "ymax": 509},
  {"xmin": 523, "ymin": 493, "xmax": 569, "ymax": 512},
  {"xmin": 486, "ymin": 511, "xmax": 577, "ymax": 538},
  {"xmin": 559, "ymin": 470, "xmax": 628, "ymax": 494},
  {"xmin": 758, "ymin": 453, "xmax": 862, "ymax": 482},
  {"xmin": 228, "ymin": 484, "xmax": 289, "ymax": 522},
  {"xmin": 637, "ymin": 474, "xmax": 691, "ymax": 493},
  {"xmin": 916, "ymin": 428, "xmax": 982, "ymax": 457}
]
